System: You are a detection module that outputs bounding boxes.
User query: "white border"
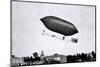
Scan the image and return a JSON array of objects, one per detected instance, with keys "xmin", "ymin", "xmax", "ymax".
[{"xmin": 0, "ymin": 0, "xmax": 100, "ymax": 67}]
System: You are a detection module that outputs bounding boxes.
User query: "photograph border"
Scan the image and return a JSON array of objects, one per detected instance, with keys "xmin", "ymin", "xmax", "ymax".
[{"xmin": 10, "ymin": 0, "xmax": 96, "ymax": 66}]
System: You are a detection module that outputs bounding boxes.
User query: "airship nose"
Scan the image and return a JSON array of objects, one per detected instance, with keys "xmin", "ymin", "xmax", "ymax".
[
  {"xmin": 40, "ymin": 18, "xmax": 44, "ymax": 23},
  {"xmin": 40, "ymin": 17, "xmax": 48, "ymax": 24}
]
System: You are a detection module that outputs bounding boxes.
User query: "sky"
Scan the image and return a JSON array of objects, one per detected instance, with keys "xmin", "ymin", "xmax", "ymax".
[{"xmin": 12, "ymin": 1, "xmax": 95, "ymax": 57}]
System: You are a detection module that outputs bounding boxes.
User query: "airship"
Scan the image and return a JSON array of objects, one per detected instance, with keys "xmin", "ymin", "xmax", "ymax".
[{"xmin": 40, "ymin": 16, "xmax": 78, "ymax": 41}]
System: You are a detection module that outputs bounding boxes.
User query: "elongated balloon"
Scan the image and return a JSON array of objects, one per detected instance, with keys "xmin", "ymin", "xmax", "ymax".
[{"xmin": 40, "ymin": 16, "xmax": 78, "ymax": 36}]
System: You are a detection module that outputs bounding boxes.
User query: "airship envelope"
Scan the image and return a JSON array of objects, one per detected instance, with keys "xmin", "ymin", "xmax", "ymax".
[{"xmin": 40, "ymin": 16, "xmax": 78, "ymax": 36}]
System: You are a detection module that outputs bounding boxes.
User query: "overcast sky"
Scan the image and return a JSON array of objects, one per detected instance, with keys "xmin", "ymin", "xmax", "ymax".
[{"xmin": 12, "ymin": 1, "xmax": 95, "ymax": 57}]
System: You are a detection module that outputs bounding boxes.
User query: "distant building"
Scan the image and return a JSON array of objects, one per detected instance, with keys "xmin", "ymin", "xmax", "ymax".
[
  {"xmin": 11, "ymin": 55, "xmax": 25, "ymax": 66},
  {"xmin": 40, "ymin": 51, "xmax": 45, "ymax": 60},
  {"xmin": 87, "ymin": 53, "xmax": 94, "ymax": 61},
  {"xmin": 45, "ymin": 54, "xmax": 67, "ymax": 63}
]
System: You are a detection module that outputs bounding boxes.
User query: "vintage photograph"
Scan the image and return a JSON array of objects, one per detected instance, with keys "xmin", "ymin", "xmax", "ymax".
[{"xmin": 11, "ymin": 0, "xmax": 96, "ymax": 66}]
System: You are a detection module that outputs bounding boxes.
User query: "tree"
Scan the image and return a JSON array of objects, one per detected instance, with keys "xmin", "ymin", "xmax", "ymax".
[{"xmin": 33, "ymin": 52, "xmax": 40, "ymax": 61}]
